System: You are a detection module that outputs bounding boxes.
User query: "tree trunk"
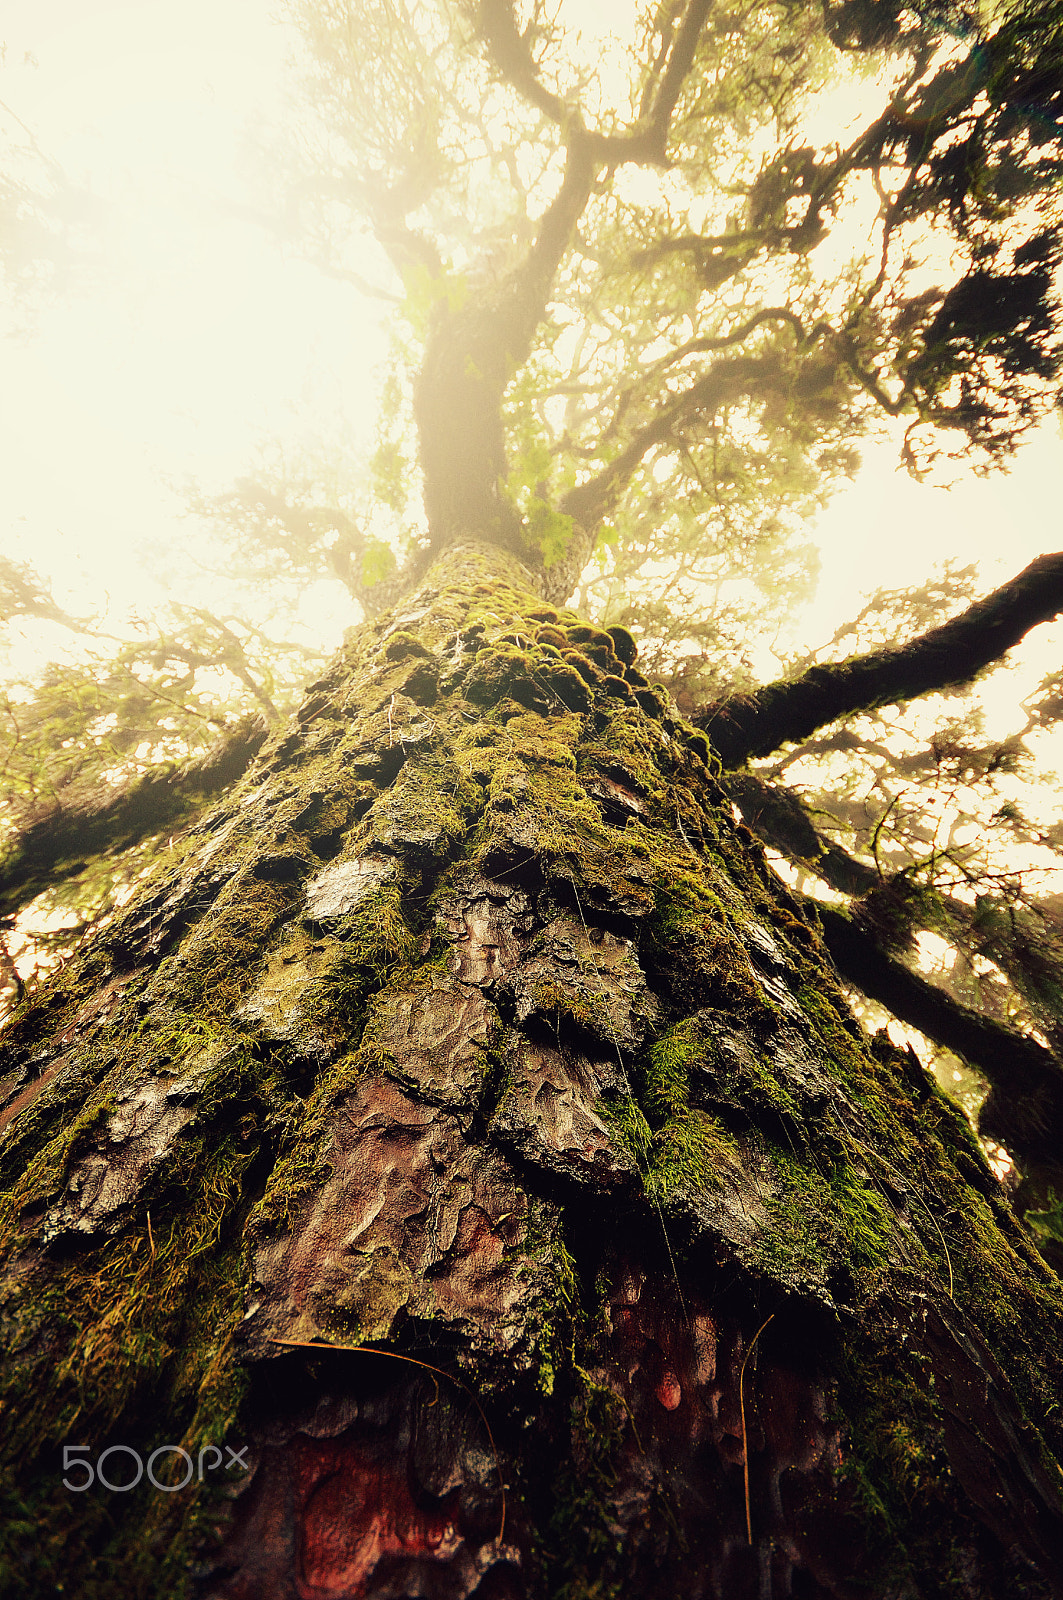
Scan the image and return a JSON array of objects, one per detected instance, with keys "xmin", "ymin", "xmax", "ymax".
[{"xmin": 2, "ymin": 542, "xmax": 1062, "ymax": 1600}]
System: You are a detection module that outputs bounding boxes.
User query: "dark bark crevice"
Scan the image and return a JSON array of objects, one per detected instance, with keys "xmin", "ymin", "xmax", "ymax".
[{"xmin": 697, "ymin": 552, "xmax": 1063, "ymax": 765}]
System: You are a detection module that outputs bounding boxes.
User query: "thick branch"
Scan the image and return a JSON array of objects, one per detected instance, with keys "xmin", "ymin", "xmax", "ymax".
[
  {"xmin": 731, "ymin": 771, "xmax": 1063, "ymax": 1072},
  {"xmin": 630, "ymin": 0, "xmax": 712, "ymax": 162},
  {"xmin": 699, "ymin": 552, "xmax": 1063, "ymax": 766},
  {"xmin": 817, "ymin": 901, "xmax": 1063, "ymax": 1185},
  {"xmin": 473, "ymin": 0, "xmax": 566, "ymax": 122},
  {"xmin": 476, "ymin": 0, "xmax": 711, "ymax": 165},
  {"xmin": 0, "ymin": 716, "xmax": 267, "ymax": 924},
  {"xmin": 722, "ymin": 771, "xmax": 877, "ymax": 896},
  {"xmin": 560, "ymin": 350, "xmax": 784, "ymax": 529}
]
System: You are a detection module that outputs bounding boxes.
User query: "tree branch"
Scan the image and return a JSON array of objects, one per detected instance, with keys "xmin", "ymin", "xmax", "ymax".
[
  {"xmin": 816, "ymin": 900, "xmax": 1063, "ymax": 1191},
  {"xmin": 475, "ymin": 0, "xmax": 712, "ymax": 166},
  {"xmin": 722, "ymin": 770, "xmax": 878, "ymax": 896},
  {"xmin": 646, "ymin": 306, "xmax": 810, "ymax": 378},
  {"xmin": 699, "ymin": 553, "xmax": 1063, "ymax": 766},
  {"xmin": 560, "ymin": 349, "xmax": 785, "ymax": 529},
  {"xmin": 0, "ymin": 716, "xmax": 268, "ymax": 925},
  {"xmin": 0, "ymin": 555, "xmax": 90, "ymax": 631},
  {"xmin": 631, "ymin": 0, "xmax": 712, "ymax": 163},
  {"xmin": 472, "ymin": 0, "xmax": 566, "ymax": 123}
]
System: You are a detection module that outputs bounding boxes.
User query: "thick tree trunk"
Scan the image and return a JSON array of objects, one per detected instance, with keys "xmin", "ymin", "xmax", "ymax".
[{"xmin": 2, "ymin": 543, "xmax": 1062, "ymax": 1600}]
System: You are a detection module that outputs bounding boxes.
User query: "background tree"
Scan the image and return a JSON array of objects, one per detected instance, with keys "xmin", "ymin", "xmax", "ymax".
[{"xmin": 3, "ymin": 2, "xmax": 1063, "ymax": 1595}]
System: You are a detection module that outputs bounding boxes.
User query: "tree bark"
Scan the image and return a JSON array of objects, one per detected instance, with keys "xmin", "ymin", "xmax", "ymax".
[{"xmin": 1, "ymin": 544, "xmax": 1062, "ymax": 1599}]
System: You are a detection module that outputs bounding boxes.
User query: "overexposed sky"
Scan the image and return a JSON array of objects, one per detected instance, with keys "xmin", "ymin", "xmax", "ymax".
[
  {"xmin": 1, "ymin": 0, "xmax": 388, "ymax": 632},
  {"xmin": 808, "ymin": 424, "xmax": 1062, "ymax": 642},
  {"xmin": 1, "ymin": 1, "xmax": 1061, "ymax": 674}
]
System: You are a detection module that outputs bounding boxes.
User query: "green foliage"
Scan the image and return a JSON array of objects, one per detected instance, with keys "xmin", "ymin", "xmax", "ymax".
[
  {"xmin": 525, "ymin": 498, "xmax": 576, "ymax": 569},
  {"xmin": 2, "ymin": 626, "xmax": 238, "ymax": 819},
  {"xmin": 0, "ymin": 606, "xmax": 304, "ymax": 833},
  {"xmin": 360, "ymin": 536, "xmax": 398, "ymax": 589},
  {"xmin": 400, "ymin": 260, "xmax": 468, "ymax": 338}
]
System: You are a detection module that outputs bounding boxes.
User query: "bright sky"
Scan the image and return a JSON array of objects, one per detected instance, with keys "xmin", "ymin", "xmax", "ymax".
[
  {"xmin": 1, "ymin": 1, "xmax": 1061, "ymax": 678},
  {"xmin": 1, "ymin": 0, "xmax": 388, "ymax": 637}
]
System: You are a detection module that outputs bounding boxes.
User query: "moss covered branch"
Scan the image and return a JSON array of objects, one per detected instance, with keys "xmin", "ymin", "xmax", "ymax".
[
  {"xmin": 698, "ymin": 552, "xmax": 1063, "ymax": 765},
  {"xmin": 816, "ymin": 899, "xmax": 1063, "ymax": 1194},
  {"xmin": 0, "ymin": 716, "xmax": 267, "ymax": 924},
  {"xmin": 722, "ymin": 770, "xmax": 879, "ymax": 896}
]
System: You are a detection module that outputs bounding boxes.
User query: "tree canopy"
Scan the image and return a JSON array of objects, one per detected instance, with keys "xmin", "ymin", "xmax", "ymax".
[{"xmin": 4, "ymin": 0, "xmax": 1063, "ymax": 1248}]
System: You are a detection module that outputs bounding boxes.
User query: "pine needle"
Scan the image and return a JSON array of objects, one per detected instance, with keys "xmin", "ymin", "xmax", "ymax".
[
  {"xmin": 269, "ymin": 1336, "xmax": 506, "ymax": 1541},
  {"xmin": 739, "ymin": 1312, "xmax": 775, "ymax": 1546}
]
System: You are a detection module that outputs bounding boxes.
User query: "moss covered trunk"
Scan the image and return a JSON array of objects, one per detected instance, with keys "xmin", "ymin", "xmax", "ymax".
[{"xmin": 2, "ymin": 543, "xmax": 1062, "ymax": 1600}]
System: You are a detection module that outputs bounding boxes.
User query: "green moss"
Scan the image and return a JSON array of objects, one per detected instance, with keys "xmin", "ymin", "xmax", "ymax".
[
  {"xmin": 308, "ymin": 882, "xmax": 417, "ymax": 1035},
  {"xmin": 644, "ymin": 1108, "xmax": 742, "ymax": 1200},
  {"xmin": 383, "ymin": 630, "xmax": 434, "ymax": 661},
  {"xmin": 534, "ymin": 624, "xmax": 568, "ymax": 649},
  {"xmin": 477, "ymin": 735, "xmax": 606, "ymax": 866},
  {"xmin": 644, "ymin": 881, "xmax": 777, "ymax": 1027},
  {"xmin": 726, "ymin": 1045, "xmax": 800, "ymax": 1120},
  {"xmin": 539, "ymin": 656, "xmax": 594, "ymax": 711},
  {"xmin": 362, "ymin": 743, "xmax": 481, "ymax": 861},
  {"xmin": 161, "ymin": 874, "xmax": 294, "ymax": 1014},
  {"xmin": 605, "ymin": 625, "xmax": 637, "ymax": 665},
  {"xmin": 510, "ymin": 1199, "xmax": 581, "ymax": 1401},
  {"xmin": 596, "ymin": 1094, "xmax": 652, "ymax": 1164},
  {"xmin": 751, "ymin": 1147, "xmax": 898, "ymax": 1299},
  {"xmin": 464, "ymin": 643, "xmax": 532, "ymax": 705},
  {"xmin": 634, "ymin": 686, "xmax": 667, "ymax": 717},
  {"xmin": 680, "ymin": 728, "xmax": 712, "ymax": 762},
  {"xmin": 639, "ymin": 1018, "xmax": 704, "ymax": 1120},
  {"xmin": 527, "ymin": 979, "xmax": 602, "ymax": 1033},
  {"xmin": 579, "ymin": 706, "xmax": 668, "ymax": 776},
  {"xmin": 560, "ymin": 649, "xmax": 599, "ymax": 686},
  {"xmin": 1026, "ymin": 1189, "xmax": 1063, "ymax": 1257},
  {"xmin": 502, "ymin": 711, "xmax": 582, "ymax": 769},
  {"xmin": 835, "ymin": 1326, "xmax": 974, "ymax": 1593},
  {"xmin": 247, "ymin": 1036, "xmax": 399, "ymax": 1238},
  {"xmin": 538, "ymin": 1381, "xmax": 629, "ymax": 1600},
  {"xmin": 0, "ymin": 1041, "xmax": 270, "ymax": 1598},
  {"xmin": 563, "ymin": 625, "xmax": 617, "ymax": 653}
]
